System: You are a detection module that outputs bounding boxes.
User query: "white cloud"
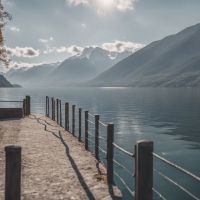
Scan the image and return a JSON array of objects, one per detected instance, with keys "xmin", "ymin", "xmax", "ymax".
[
  {"xmin": 102, "ymin": 40, "xmax": 144, "ymax": 53},
  {"xmin": 114, "ymin": 0, "xmax": 136, "ymax": 11},
  {"xmin": 39, "ymin": 39, "xmax": 49, "ymax": 43},
  {"xmin": 66, "ymin": 0, "xmax": 88, "ymax": 6},
  {"xmin": 81, "ymin": 23, "xmax": 87, "ymax": 29},
  {"xmin": 56, "ymin": 45, "xmax": 84, "ymax": 55},
  {"xmin": 65, "ymin": 0, "xmax": 137, "ymax": 13},
  {"xmin": 39, "ymin": 37, "xmax": 54, "ymax": 44},
  {"xmin": 9, "ymin": 26, "xmax": 20, "ymax": 32},
  {"xmin": 9, "ymin": 62, "xmax": 42, "ymax": 69},
  {"xmin": 6, "ymin": 47, "xmax": 40, "ymax": 58}
]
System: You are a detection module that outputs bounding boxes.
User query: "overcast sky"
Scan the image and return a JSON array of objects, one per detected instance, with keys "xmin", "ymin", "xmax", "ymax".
[{"xmin": 2, "ymin": 0, "xmax": 200, "ymax": 68}]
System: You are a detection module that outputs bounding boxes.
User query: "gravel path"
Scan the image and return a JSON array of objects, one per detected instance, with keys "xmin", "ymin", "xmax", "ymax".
[{"xmin": 0, "ymin": 114, "xmax": 121, "ymax": 200}]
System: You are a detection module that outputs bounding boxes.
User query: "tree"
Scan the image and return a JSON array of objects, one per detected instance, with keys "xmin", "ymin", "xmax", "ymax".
[{"xmin": 0, "ymin": 1, "xmax": 11, "ymax": 66}]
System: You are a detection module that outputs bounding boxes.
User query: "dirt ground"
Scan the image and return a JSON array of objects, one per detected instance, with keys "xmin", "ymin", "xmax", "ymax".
[{"xmin": 0, "ymin": 114, "xmax": 121, "ymax": 200}]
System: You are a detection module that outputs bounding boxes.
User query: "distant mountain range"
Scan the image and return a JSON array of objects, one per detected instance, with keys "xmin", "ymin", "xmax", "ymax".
[
  {"xmin": 88, "ymin": 23, "xmax": 200, "ymax": 87},
  {"xmin": 5, "ymin": 23, "xmax": 200, "ymax": 88},
  {"xmin": 6, "ymin": 63, "xmax": 59, "ymax": 87},
  {"xmin": 0, "ymin": 74, "xmax": 14, "ymax": 87},
  {"xmin": 6, "ymin": 47, "xmax": 132, "ymax": 87}
]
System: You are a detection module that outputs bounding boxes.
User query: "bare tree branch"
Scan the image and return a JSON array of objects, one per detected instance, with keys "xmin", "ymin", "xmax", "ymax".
[{"xmin": 0, "ymin": 1, "xmax": 12, "ymax": 67}]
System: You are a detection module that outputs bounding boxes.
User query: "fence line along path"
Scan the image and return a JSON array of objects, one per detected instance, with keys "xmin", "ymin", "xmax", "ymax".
[{"xmin": 0, "ymin": 114, "xmax": 121, "ymax": 200}]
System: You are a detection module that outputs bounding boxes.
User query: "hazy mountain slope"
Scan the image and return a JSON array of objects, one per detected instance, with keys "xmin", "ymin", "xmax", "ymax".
[
  {"xmin": 89, "ymin": 23, "xmax": 200, "ymax": 87},
  {"xmin": 0, "ymin": 74, "xmax": 13, "ymax": 87},
  {"xmin": 6, "ymin": 63, "xmax": 59, "ymax": 86},
  {"xmin": 5, "ymin": 47, "xmax": 132, "ymax": 86},
  {"xmin": 49, "ymin": 57, "xmax": 98, "ymax": 84}
]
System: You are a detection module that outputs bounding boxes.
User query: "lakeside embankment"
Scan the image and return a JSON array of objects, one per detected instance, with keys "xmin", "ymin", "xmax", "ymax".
[{"xmin": 0, "ymin": 114, "xmax": 121, "ymax": 200}]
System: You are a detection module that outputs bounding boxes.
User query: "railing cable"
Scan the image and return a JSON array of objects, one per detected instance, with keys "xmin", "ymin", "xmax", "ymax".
[
  {"xmin": 154, "ymin": 169, "xmax": 200, "ymax": 200},
  {"xmin": 113, "ymin": 159, "xmax": 134, "ymax": 177},
  {"xmin": 98, "ymin": 146, "xmax": 107, "ymax": 155},
  {"xmin": 88, "ymin": 113, "xmax": 95, "ymax": 118},
  {"xmin": 153, "ymin": 187, "xmax": 167, "ymax": 200},
  {"xmin": 114, "ymin": 171, "xmax": 135, "ymax": 198},
  {"xmin": 99, "ymin": 120, "xmax": 107, "ymax": 127},
  {"xmin": 0, "ymin": 100, "xmax": 23, "ymax": 103},
  {"xmin": 153, "ymin": 153, "xmax": 200, "ymax": 182},
  {"xmin": 87, "ymin": 120, "xmax": 95, "ymax": 125},
  {"xmin": 113, "ymin": 143, "xmax": 135, "ymax": 157}
]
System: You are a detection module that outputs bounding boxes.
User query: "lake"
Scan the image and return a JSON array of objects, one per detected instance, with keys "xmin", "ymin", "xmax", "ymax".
[{"xmin": 0, "ymin": 87, "xmax": 200, "ymax": 200}]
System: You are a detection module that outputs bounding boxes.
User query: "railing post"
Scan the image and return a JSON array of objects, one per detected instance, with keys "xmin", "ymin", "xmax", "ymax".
[
  {"xmin": 53, "ymin": 98, "xmax": 55, "ymax": 121},
  {"xmin": 46, "ymin": 96, "xmax": 48, "ymax": 116},
  {"xmin": 79, "ymin": 108, "xmax": 82, "ymax": 141},
  {"xmin": 65, "ymin": 103, "xmax": 69, "ymax": 131},
  {"xmin": 72, "ymin": 105, "xmax": 75, "ymax": 135},
  {"xmin": 5, "ymin": 146, "xmax": 21, "ymax": 200},
  {"xmin": 56, "ymin": 99, "xmax": 59, "ymax": 124},
  {"xmin": 85, "ymin": 111, "xmax": 89, "ymax": 150},
  {"xmin": 46, "ymin": 96, "xmax": 49, "ymax": 117},
  {"xmin": 135, "ymin": 140, "xmax": 153, "ymax": 200},
  {"xmin": 60, "ymin": 100, "xmax": 62, "ymax": 127},
  {"xmin": 23, "ymin": 99, "xmax": 26, "ymax": 117},
  {"xmin": 107, "ymin": 123, "xmax": 114, "ymax": 184},
  {"xmin": 51, "ymin": 98, "xmax": 54, "ymax": 120},
  {"xmin": 48, "ymin": 97, "xmax": 49, "ymax": 117},
  {"xmin": 95, "ymin": 115, "xmax": 100, "ymax": 160},
  {"xmin": 25, "ymin": 96, "xmax": 30, "ymax": 116}
]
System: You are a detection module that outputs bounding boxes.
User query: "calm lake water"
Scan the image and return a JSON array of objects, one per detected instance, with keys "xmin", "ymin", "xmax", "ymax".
[{"xmin": 0, "ymin": 87, "xmax": 200, "ymax": 200}]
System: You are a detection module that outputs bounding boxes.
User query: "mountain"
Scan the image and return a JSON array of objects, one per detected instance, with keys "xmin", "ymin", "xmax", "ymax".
[
  {"xmin": 6, "ymin": 47, "xmax": 132, "ymax": 86},
  {"xmin": 89, "ymin": 23, "xmax": 200, "ymax": 87},
  {"xmin": 6, "ymin": 62, "xmax": 59, "ymax": 87},
  {"xmin": 0, "ymin": 74, "xmax": 13, "ymax": 87},
  {"xmin": 49, "ymin": 57, "xmax": 97, "ymax": 85}
]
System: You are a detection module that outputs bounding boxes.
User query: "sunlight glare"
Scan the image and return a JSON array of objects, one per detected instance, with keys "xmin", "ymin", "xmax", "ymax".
[{"xmin": 96, "ymin": 0, "xmax": 114, "ymax": 10}]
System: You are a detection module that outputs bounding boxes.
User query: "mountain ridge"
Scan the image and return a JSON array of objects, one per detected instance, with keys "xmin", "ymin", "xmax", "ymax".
[{"xmin": 88, "ymin": 23, "xmax": 200, "ymax": 87}]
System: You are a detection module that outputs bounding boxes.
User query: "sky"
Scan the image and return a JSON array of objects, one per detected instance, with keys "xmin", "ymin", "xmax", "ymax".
[{"xmin": 2, "ymin": 0, "xmax": 200, "ymax": 69}]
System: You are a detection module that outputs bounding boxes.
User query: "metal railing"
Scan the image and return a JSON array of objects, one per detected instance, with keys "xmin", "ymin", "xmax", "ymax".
[
  {"xmin": 153, "ymin": 153, "xmax": 200, "ymax": 200},
  {"xmin": 0, "ymin": 100, "xmax": 23, "ymax": 103},
  {"xmin": 0, "ymin": 96, "xmax": 31, "ymax": 117},
  {"xmin": 45, "ymin": 96, "xmax": 200, "ymax": 200}
]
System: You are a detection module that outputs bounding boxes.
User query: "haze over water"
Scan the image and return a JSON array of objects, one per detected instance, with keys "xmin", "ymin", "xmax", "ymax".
[{"xmin": 0, "ymin": 87, "xmax": 199, "ymax": 199}]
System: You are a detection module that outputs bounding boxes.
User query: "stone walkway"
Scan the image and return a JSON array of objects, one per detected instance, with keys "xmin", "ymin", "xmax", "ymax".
[{"xmin": 0, "ymin": 114, "xmax": 121, "ymax": 200}]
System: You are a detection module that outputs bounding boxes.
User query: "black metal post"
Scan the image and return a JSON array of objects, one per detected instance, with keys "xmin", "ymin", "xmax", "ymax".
[
  {"xmin": 79, "ymin": 108, "xmax": 82, "ymax": 141},
  {"xmin": 107, "ymin": 123, "xmax": 114, "ymax": 184},
  {"xmin": 85, "ymin": 111, "xmax": 89, "ymax": 150},
  {"xmin": 5, "ymin": 146, "xmax": 22, "ymax": 200},
  {"xmin": 60, "ymin": 100, "xmax": 62, "ymax": 127},
  {"xmin": 65, "ymin": 103, "xmax": 69, "ymax": 131},
  {"xmin": 72, "ymin": 105, "xmax": 75, "ymax": 135},
  {"xmin": 56, "ymin": 99, "xmax": 59, "ymax": 124},
  {"xmin": 135, "ymin": 140, "xmax": 153, "ymax": 200},
  {"xmin": 95, "ymin": 115, "xmax": 100, "ymax": 160}
]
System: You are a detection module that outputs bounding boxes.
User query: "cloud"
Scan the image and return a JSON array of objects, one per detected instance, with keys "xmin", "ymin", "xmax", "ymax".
[
  {"xmin": 113, "ymin": 0, "xmax": 136, "ymax": 11},
  {"xmin": 39, "ymin": 39, "xmax": 49, "ymax": 43},
  {"xmin": 102, "ymin": 40, "xmax": 144, "ymax": 53},
  {"xmin": 9, "ymin": 62, "xmax": 43, "ymax": 69},
  {"xmin": 9, "ymin": 26, "xmax": 20, "ymax": 32},
  {"xmin": 42, "ymin": 41, "xmax": 143, "ymax": 57},
  {"xmin": 56, "ymin": 45, "xmax": 84, "ymax": 55},
  {"xmin": 65, "ymin": 0, "xmax": 137, "ymax": 12},
  {"xmin": 39, "ymin": 37, "xmax": 54, "ymax": 44},
  {"xmin": 81, "ymin": 23, "xmax": 87, "ymax": 29},
  {"xmin": 6, "ymin": 47, "xmax": 40, "ymax": 58},
  {"xmin": 66, "ymin": 0, "xmax": 88, "ymax": 6}
]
